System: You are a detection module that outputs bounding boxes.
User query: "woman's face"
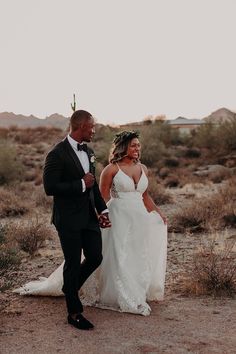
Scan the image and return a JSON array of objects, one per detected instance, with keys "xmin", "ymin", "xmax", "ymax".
[{"xmin": 127, "ymin": 138, "xmax": 141, "ymax": 160}]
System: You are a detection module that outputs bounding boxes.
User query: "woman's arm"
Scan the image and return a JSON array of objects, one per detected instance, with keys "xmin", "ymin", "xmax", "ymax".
[
  {"xmin": 142, "ymin": 164, "xmax": 167, "ymax": 224},
  {"xmin": 99, "ymin": 164, "xmax": 117, "ymax": 203}
]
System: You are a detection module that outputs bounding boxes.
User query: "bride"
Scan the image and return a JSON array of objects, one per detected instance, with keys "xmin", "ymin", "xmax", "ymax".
[{"xmin": 14, "ymin": 131, "xmax": 167, "ymax": 316}]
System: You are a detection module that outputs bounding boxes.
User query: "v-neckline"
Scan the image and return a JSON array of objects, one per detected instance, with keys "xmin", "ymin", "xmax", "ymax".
[{"xmin": 118, "ymin": 167, "xmax": 143, "ymax": 190}]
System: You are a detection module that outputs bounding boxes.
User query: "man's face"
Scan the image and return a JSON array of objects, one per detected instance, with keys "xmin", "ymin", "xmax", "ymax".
[{"xmin": 81, "ymin": 117, "xmax": 96, "ymax": 142}]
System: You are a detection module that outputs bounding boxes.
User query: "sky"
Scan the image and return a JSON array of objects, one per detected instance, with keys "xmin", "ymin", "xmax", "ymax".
[{"xmin": 0, "ymin": 0, "xmax": 235, "ymax": 125}]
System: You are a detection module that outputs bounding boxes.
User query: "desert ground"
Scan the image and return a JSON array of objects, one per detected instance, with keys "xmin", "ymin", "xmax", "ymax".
[{"xmin": 0, "ymin": 123, "xmax": 236, "ymax": 353}]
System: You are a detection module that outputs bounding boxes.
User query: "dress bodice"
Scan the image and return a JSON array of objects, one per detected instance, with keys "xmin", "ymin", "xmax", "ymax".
[{"xmin": 111, "ymin": 166, "xmax": 148, "ymax": 199}]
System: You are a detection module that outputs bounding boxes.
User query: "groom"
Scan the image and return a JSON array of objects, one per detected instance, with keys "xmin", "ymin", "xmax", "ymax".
[{"xmin": 43, "ymin": 110, "xmax": 111, "ymax": 330}]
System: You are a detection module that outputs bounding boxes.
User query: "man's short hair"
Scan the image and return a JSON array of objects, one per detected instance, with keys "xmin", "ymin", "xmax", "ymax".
[{"xmin": 70, "ymin": 110, "xmax": 92, "ymax": 131}]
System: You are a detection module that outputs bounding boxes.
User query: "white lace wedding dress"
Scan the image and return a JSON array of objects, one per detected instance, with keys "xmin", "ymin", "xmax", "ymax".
[{"xmin": 14, "ymin": 166, "xmax": 167, "ymax": 316}]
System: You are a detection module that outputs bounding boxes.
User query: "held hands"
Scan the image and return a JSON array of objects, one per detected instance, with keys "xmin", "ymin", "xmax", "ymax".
[
  {"xmin": 83, "ymin": 173, "xmax": 95, "ymax": 188},
  {"xmin": 99, "ymin": 213, "xmax": 112, "ymax": 228}
]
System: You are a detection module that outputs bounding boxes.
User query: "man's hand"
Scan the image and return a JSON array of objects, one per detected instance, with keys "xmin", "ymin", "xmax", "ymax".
[
  {"xmin": 83, "ymin": 173, "xmax": 95, "ymax": 188},
  {"xmin": 99, "ymin": 213, "xmax": 112, "ymax": 228}
]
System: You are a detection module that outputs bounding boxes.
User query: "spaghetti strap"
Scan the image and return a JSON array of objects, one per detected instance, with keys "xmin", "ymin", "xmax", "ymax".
[{"xmin": 116, "ymin": 163, "xmax": 121, "ymax": 170}]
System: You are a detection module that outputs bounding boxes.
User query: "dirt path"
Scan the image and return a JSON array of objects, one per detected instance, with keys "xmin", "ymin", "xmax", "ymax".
[
  {"xmin": 1, "ymin": 187, "xmax": 236, "ymax": 353},
  {"xmin": 1, "ymin": 294, "xmax": 235, "ymax": 354}
]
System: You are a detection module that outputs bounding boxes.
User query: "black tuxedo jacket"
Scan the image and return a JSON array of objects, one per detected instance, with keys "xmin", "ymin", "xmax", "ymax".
[{"xmin": 43, "ymin": 137, "xmax": 107, "ymax": 232}]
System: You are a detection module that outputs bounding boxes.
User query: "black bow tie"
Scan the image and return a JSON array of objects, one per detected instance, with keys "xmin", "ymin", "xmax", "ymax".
[{"xmin": 77, "ymin": 143, "xmax": 88, "ymax": 152}]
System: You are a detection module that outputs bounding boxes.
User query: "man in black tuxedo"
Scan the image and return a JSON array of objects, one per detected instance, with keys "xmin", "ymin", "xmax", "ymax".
[{"xmin": 43, "ymin": 110, "xmax": 111, "ymax": 330}]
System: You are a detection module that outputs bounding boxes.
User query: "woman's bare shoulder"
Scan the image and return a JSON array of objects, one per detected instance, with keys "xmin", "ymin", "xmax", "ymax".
[
  {"xmin": 101, "ymin": 163, "xmax": 118, "ymax": 177},
  {"xmin": 140, "ymin": 163, "xmax": 148, "ymax": 175}
]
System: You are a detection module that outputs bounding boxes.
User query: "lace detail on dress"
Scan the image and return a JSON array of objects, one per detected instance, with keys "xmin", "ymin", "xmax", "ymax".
[
  {"xmin": 111, "ymin": 181, "xmax": 119, "ymax": 198},
  {"xmin": 115, "ymin": 275, "xmax": 151, "ymax": 316}
]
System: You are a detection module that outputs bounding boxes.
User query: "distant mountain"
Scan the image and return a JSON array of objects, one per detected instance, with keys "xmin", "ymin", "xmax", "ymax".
[
  {"xmin": 204, "ymin": 108, "xmax": 236, "ymax": 123},
  {"xmin": 167, "ymin": 117, "xmax": 204, "ymax": 125},
  {"xmin": 0, "ymin": 112, "xmax": 69, "ymax": 130},
  {"xmin": 1, "ymin": 108, "xmax": 236, "ymax": 129},
  {"xmin": 44, "ymin": 114, "xmax": 69, "ymax": 130}
]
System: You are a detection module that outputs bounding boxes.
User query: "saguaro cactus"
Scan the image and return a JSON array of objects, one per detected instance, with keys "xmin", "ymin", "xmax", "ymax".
[{"xmin": 71, "ymin": 94, "xmax": 76, "ymax": 112}]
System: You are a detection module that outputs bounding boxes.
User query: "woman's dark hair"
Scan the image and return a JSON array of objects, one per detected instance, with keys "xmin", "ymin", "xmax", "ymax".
[{"xmin": 109, "ymin": 130, "xmax": 140, "ymax": 163}]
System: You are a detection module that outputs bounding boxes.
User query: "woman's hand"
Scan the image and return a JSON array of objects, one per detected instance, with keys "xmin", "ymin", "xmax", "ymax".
[
  {"xmin": 99, "ymin": 213, "xmax": 112, "ymax": 228},
  {"xmin": 160, "ymin": 213, "xmax": 168, "ymax": 225}
]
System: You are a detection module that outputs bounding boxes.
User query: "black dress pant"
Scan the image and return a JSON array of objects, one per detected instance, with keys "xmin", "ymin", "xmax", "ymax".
[{"xmin": 58, "ymin": 226, "xmax": 102, "ymax": 314}]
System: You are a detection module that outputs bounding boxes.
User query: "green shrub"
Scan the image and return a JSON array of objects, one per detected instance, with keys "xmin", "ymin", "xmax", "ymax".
[{"xmin": 0, "ymin": 140, "xmax": 25, "ymax": 184}]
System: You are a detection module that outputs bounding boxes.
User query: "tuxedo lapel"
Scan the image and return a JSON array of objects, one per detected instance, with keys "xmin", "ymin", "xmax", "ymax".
[{"xmin": 62, "ymin": 138, "xmax": 86, "ymax": 175}]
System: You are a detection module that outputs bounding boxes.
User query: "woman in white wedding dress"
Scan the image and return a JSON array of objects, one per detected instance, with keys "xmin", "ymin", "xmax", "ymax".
[{"xmin": 14, "ymin": 131, "xmax": 167, "ymax": 316}]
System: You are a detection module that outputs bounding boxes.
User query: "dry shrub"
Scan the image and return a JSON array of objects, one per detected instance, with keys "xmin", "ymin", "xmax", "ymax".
[
  {"xmin": 0, "ymin": 187, "xmax": 29, "ymax": 217},
  {"xmin": 11, "ymin": 218, "xmax": 53, "ymax": 255},
  {"xmin": 159, "ymin": 167, "xmax": 170, "ymax": 178},
  {"xmin": 164, "ymin": 175, "xmax": 180, "ymax": 188},
  {"xmin": 34, "ymin": 186, "xmax": 52, "ymax": 211},
  {"xmin": 183, "ymin": 234, "xmax": 236, "ymax": 297},
  {"xmin": 0, "ymin": 140, "xmax": 25, "ymax": 184},
  {"xmin": 10, "ymin": 126, "xmax": 64, "ymax": 145},
  {"xmin": 0, "ymin": 128, "xmax": 9, "ymax": 139},
  {"xmin": 185, "ymin": 147, "xmax": 201, "ymax": 158},
  {"xmin": 0, "ymin": 245, "xmax": 20, "ymax": 277},
  {"xmin": 210, "ymin": 169, "xmax": 232, "ymax": 184},
  {"xmin": 0, "ymin": 223, "xmax": 21, "ymax": 290},
  {"xmin": 171, "ymin": 178, "xmax": 236, "ymax": 232},
  {"xmin": 164, "ymin": 157, "xmax": 179, "ymax": 167},
  {"xmin": 148, "ymin": 175, "xmax": 172, "ymax": 205}
]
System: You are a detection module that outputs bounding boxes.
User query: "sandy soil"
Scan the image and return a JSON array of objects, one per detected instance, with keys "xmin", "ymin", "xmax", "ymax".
[{"xmin": 1, "ymin": 185, "xmax": 236, "ymax": 354}]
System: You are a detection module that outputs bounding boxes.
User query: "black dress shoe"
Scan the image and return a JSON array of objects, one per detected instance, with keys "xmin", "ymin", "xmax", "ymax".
[{"xmin": 68, "ymin": 313, "xmax": 94, "ymax": 330}]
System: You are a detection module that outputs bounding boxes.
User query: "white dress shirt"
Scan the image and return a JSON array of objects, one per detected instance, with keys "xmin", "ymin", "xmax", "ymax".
[
  {"xmin": 67, "ymin": 134, "xmax": 89, "ymax": 192},
  {"xmin": 67, "ymin": 134, "xmax": 109, "ymax": 214}
]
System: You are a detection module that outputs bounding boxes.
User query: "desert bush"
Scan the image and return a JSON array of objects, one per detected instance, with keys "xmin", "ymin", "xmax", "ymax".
[
  {"xmin": 183, "ymin": 234, "xmax": 236, "ymax": 297},
  {"xmin": 185, "ymin": 147, "xmax": 201, "ymax": 158},
  {"xmin": 93, "ymin": 141, "xmax": 110, "ymax": 166},
  {"xmin": 10, "ymin": 127, "xmax": 64, "ymax": 145},
  {"xmin": 12, "ymin": 218, "xmax": 53, "ymax": 255},
  {"xmin": 164, "ymin": 176, "xmax": 180, "ymax": 188},
  {"xmin": 159, "ymin": 167, "xmax": 170, "ymax": 178},
  {"xmin": 92, "ymin": 124, "xmax": 116, "ymax": 143},
  {"xmin": 0, "ymin": 128, "xmax": 9, "ymax": 139},
  {"xmin": 210, "ymin": 169, "xmax": 232, "ymax": 184},
  {"xmin": 217, "ymin": 118, "xmax": 236, "ymax": 152},
  {"xmin": 170, "ymin": 178, "xmax": 236, "ymax": 232},
  {"xmin": 164, "ymin": 157, "xmax": 179, "ymax": 167},
  {"xmin": 0, "ymin": 187, "xmax": 29, "ymax": 217},
  {"xmin": 0, "ymin": 223, "xmax": 6, "ymax": 244},
  {"xmin": 141, "ymin": 140, "xmax": 167, "ymax": 167},
  {"xmin": 193, "ymin": 123, "xmax": 218, "ymax": 150},
  {"xmin": 0, "ymin": 246, "xmax": 20, "ymax": 277},
  {"xmin": 148, "ymin": 175, "xmax": 172, "ymax": 205},
  {"xmin": 0, "ymin": 140, "xmax": 25, "ymax": 184},
  {"xmin": 0, "ymin": 223, "xmax": 21, "ymax": 283},
  {"xmin": 193, "ymin": 119, "xmax": 236, "ymax": 154},
  {"xmin": 34, "ymin": 185, "xmax": 52, "ymax": 211}
]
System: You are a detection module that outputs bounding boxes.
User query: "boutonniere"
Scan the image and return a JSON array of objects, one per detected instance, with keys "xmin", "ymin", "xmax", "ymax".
[{"xmin": 90, "ymin": 154, "xmax": 96, "ymax": 165}]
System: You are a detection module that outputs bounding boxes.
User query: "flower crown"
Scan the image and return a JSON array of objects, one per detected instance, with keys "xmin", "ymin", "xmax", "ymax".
[{"xmin": 113, "ymin": 130, "xmax": 140, "ymax": 145}]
